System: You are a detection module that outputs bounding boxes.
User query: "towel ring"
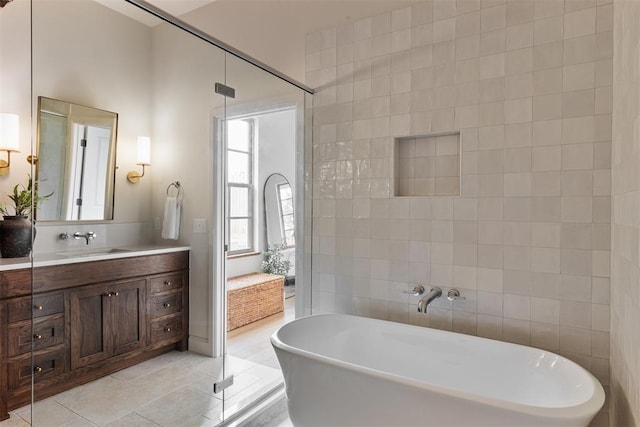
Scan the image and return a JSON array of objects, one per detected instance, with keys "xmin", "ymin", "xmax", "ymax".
[{"xmin": 166, "ymin": 181, "xmax": 182, "ymax": 198}]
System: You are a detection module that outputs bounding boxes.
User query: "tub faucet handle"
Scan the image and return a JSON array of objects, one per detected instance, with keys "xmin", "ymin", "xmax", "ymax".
[
  {"xmin": 447, "ymin": 289, "xmax": 466, "ymax": 301},
  {"xmin": 403, "ymin": 285, "xmax": 425, "ymax": 296}
]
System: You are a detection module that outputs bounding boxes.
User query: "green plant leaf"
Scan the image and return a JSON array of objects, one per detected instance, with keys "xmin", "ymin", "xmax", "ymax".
[
  {"xmin": 1, "ymin": 175, "xmax": 53, "ymax": 217},
  {"xmin": 261, "ymin": 243, "xmax": 291, "ymax": 276}
]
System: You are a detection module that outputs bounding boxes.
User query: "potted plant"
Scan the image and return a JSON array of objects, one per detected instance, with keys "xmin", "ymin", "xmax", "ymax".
[
  {"xmin": 261, "ymin": 243, "xmax": 292, "ymax": 277},
  {"xmin": 0, "ymin": 176, "xmax": 52, "ymax": 258}
]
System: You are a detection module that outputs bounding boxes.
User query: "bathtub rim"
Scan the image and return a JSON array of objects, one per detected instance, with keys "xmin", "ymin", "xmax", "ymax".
[{"xmin": 271, "ymin": 313, "xmax": 605, "ymax": 422}]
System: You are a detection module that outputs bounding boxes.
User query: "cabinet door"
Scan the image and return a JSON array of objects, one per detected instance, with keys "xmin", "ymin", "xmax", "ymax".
[
  {"xmin": 70, "ymin": 285, "xmax": 111, "ymax": 370},
  {"xmin": 111, "ymin": 280, "xmax": 146, "ymax": 356}
]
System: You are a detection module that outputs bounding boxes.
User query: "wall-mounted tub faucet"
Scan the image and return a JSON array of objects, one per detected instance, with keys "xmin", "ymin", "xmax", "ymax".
[
  {"xmin": 417, "ymin": 287, "xmax": 442, "ymax": 313},
  {"xmin": 73, "ymin": 231, "xmax": 96, "ymax": 245}
]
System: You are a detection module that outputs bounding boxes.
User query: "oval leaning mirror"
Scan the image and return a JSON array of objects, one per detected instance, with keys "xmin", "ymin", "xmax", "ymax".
[
  {"xmin": 35, "ymin": 96, "xmax": 118, "ymax": 221},
  {"xmin": 264, "ymin": 173, "xmax": 295, "ymax": 249}
]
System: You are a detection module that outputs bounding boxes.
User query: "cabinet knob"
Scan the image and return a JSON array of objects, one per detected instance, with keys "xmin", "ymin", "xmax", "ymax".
[
  {"xmin": 114, "ymin": 292, "xmax": 119, "ymax": 296},
  {"xmin": 35, "ymin": 305, "xmax": 44, "ymax": 311},
  {"xmin": 163, "ymin": 303, "xmax": 171, "ymax": 308},
  {"xmin": 33, "ymin": 334, "xmax": 43, "ymax": 340},
  {"xmin": 105, "ymin": 292, "xmax": 112, "ymax": 297},
  {"xmin": 34, "ymin": 366, "xmax": 43, "ymax": 373},
  {"xmin": 164, "ymin": 281, "xmax": 172, "ymax": 286},
  {"xmin": 164, "ymin": 327, "xmax": 172, "ymax": 332}
]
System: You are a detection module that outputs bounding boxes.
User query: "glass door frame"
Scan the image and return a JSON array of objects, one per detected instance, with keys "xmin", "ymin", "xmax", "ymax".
[{"xmin": 213, "ymin": 78, "xmax": 311, "ymax": 423}]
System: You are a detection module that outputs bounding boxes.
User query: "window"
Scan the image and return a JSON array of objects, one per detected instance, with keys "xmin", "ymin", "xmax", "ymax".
[
  {"xmin": 227, "ymin": 119, "xmax": 255, "ymax": 254},
  {"xmin": 277, "ymin": 182, "xmax": 295, "ymax": 247}
]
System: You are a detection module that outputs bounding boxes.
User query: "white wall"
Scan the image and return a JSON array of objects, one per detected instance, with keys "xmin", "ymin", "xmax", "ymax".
[
  {"xmin": 33, "ymin": 0, "xmax": 154, "ymax": 224},
  {"xmin": 1, "ymin": 0, "xmax": 155, "ymax": 252},
  {"xmin": 0, "ymin": 0, "xmax": 32, "ymax": 205},
  {"xmin": 149, "ymin": 21, "xmax": 226, "ymax": 354}
]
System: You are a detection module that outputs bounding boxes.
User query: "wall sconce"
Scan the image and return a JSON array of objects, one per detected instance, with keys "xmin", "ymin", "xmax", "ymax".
[
  {"xmin": 127, "ymin": 136, "xmax": 151, "ymax": 184},
  {"xmin": 0, "ymin": 113, "xmax": 20, "ymax": 176}
]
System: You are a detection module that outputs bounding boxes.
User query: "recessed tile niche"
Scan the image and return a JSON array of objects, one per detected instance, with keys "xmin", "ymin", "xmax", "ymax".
[{"xmin": 394, "ymin": 132, "xmax": 461, "ymax": 197}]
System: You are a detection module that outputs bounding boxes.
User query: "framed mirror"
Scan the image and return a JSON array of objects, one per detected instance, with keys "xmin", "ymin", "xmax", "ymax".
[
  {"xmin": 36, "ymin": 96, "xmax": 118, "ymax": 221},
  {"xmin": 264, "ymin": 173, "xmax": 295, "ymax": 249}
]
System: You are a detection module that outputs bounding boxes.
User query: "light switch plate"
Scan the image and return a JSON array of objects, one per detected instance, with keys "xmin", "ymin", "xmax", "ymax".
[{"xmin": 193, "ymin": 219, "xmax": 207, "ymax": 233}]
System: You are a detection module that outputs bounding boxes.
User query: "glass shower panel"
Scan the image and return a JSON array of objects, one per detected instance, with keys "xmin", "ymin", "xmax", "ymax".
[
  {"xmin": 148, "ymin": 9, "xmax": 229, "ymax": 426},
  {"xmin": 29, "ymin": 0, "xmax": 228, "ymax": 425},
  {"xmin": 220, "ymin": 53, "xmax": 308, "ymax": 421}
]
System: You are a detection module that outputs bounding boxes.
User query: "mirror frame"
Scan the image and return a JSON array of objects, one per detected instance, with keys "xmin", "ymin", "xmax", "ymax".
[
  {"xmin": 263, "ymin": 172, "xmax": 295, "ymax": 249},
  {"xmin": 35, "ymin": 96, "xmax": 118, "ymax": 222}
]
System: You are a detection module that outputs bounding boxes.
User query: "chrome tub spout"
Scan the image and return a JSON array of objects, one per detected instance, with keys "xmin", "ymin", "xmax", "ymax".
[{"xmin": 417, "ymin": 287, "xmax": 442, "ymax": 313}]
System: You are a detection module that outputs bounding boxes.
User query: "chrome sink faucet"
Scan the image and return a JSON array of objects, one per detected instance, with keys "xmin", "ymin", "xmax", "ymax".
[
  {"xmin": 73, "ymin": 231, "xmax": 96, "ymax": 245},
  {"xmin": 417, "ymin": 287, "xmax": 442, "ymax": 313}
]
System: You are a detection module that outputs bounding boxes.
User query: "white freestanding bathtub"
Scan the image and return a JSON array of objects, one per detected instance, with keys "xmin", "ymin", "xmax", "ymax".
[{"xmin": 271, "ymin": 314, "xmax": 604, "ymax": 427}]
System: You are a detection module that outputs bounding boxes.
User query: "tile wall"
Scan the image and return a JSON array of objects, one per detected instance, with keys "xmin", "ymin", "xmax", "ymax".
[
  {"xmin": 307, "ymin": 1, "xmax": 612, "ymax": 424},
  {"xmin": 611, "ymin": 0, "xmax": 640, "ymax": 425}
]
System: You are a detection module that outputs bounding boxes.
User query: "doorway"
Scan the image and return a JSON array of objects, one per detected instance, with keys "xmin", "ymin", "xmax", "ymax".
[{"xmin": 212, "ymin": 61, "xmax": 307, "ymax": 421}]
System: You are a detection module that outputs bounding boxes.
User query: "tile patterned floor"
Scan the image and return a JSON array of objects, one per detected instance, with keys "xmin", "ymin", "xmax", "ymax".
[{"xmin": 1, "ymin": 298, "xmax": 295, "ymax": 426}]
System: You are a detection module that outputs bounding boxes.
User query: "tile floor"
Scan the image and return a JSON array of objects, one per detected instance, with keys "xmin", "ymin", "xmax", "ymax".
[
  {"xmin": 237, "ymin": 396, "xmax": 292, "ymax": 427},
  {"xmin": 1, "ymin": 298, "xmax": 295, "ymax": 427}
]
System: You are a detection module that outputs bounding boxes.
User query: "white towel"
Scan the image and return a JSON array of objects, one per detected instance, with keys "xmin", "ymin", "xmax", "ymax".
[{"xmin": 161, "ymin": 196, "xmax": 181, "ymax": 240}]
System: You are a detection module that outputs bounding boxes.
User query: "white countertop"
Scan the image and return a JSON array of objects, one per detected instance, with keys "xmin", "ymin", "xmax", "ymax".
[{"xmin": 0, "ymin": 245, "xmax": 191, "ymax": 271}]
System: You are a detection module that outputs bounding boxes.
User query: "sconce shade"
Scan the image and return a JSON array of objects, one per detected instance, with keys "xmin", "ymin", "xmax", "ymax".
[
  {"xmin": 0, "ymin": 113, "xmax": 19, "ymax": 176},
  {"xmin": 128, "ymin": 136, "xmax": 150, "ymax": 184},
  {"xmin": 0, "ymin": 113, "xmax": 19, "ymax": 152},
  {"xmin": 136, "ymin": 136, "xmax": 151, "ymax": 165}
]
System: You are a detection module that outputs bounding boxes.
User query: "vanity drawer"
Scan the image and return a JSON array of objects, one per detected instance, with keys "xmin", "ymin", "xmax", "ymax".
[
  {"xmin": 150, "ymin": 314, "xmax": 183, "ymax": 344},
  {"xmin": 0, "ymin": 268, "xmax": 31, "ymax": 298},
  {"xmin": 7, "ymin": 346, "xmax": 66, "ymax": 391},
  {"xmin": 149, "ymin": 273, "xmax": 183, "ymax": 294},
  {"xmin": 6, "ymin": 293, "xmax": 64, "ymax": 323},
  {"xmin": 150, "ymin": 293, "xmax": 182, "ymax": 318},
  {"xmin": 7, "ymin": 314, "xmax": 65, "ymax": 357}
]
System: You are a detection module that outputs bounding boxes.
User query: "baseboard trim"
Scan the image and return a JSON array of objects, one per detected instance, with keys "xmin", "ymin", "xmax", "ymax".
[{"xmin": 188, "ymin": 336, "xmax": 213, "ymax": 356}]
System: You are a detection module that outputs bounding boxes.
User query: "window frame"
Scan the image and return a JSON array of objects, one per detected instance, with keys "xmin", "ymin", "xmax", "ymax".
[{"xmin": 226, "ymin": 118, "xmax": 256, "ymax": 256}]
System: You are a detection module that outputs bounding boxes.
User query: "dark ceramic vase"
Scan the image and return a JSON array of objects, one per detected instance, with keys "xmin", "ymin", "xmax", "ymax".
[{"xmin": 0, "ymin": 216, "xmax": 33, "ymax": 258}]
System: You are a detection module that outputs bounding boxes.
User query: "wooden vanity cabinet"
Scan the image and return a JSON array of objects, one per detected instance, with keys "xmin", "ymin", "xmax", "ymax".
[
  {"xmin": 0, "ymin": 250, "xmax": 189, "ymax": 420},
  {"xmin": 69, "ymin": 279, "xmax": 146, "ymax": 370}
]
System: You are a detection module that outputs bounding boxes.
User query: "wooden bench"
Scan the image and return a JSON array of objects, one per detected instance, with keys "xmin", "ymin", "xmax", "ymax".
[{"xmin": 227, "ymin": 273, "xmax": 284, "ymax": 331}]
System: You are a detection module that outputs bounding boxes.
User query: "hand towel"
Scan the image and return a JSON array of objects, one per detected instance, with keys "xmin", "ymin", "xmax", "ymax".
[{"xmin": 161, "ymin": 196, "xmax": 181, "ymax": 240}]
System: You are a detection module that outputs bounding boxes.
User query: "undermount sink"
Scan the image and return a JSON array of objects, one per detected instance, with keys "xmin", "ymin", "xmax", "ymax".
[{"xmin": 56, "ymin": 248, "xmax": 132, "ymax": 258}]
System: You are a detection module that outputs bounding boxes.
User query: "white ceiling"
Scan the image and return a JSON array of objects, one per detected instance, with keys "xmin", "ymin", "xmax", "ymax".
[
  {"xmin": 146, "ymin": 0, "xmax": 216, "ymax": 17},
  {"xmin": 94, "ymin": 0, "xmax": 217, "ymax": 27},
  {"xmin": 99, "ymin": 0, "xmax": 418, "ymax": 28}
]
